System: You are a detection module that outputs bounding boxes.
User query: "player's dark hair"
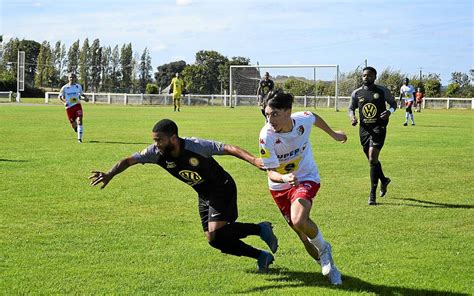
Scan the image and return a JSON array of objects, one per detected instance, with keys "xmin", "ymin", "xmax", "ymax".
[
  {"xmin": 152, "ymin": 119, "xmax": 178, "ymax": 137},
  {"xmin": 362, "ymin": 66, "xmax": 377, "ymax": 76},
  {"xmin": 265, "ymin": 89, "xmax": 294, "ymax": 110}
]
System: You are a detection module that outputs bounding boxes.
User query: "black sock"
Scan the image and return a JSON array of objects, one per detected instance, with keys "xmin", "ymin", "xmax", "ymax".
[
  {"xmin": 209, "ymin": 224, "xmax": 261, "ymax": 258},
  {"xmin": 227, "ymin": 222, "xmax": 261, "ymax": 239},
  {"xmin": 376, "ymin": 161, "xmax": 387, "ymax": 183},
  {"xmin": 370, "ymin": 163, "xmax": 379, "ymax": 195}
]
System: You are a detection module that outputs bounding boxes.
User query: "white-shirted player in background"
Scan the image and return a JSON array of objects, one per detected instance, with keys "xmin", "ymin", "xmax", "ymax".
[
  {"xmin": 258, "ymin": 90, "xmax": 347, "ymax": 285},
  {"xmin": 59, "ymin": 73, "xmax": 89, "ymax": 142},
  {"xmin": 399, "ymin": 78, "xmax": 416, "ymax": 126}
]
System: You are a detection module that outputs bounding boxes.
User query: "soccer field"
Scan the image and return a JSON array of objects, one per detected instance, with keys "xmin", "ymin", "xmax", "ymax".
[{"xmin": 0, "ymin": 104, "xmax": 472, "ymax": 295}]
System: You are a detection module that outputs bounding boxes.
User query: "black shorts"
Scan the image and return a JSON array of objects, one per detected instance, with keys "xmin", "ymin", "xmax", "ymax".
[
  {"xmin": 360, "ymin": 124, "xmax": 387, "ymax": 149},
  {"xmin": 198, "ymin": 177, "xmax": 238, "ymax": 232}
]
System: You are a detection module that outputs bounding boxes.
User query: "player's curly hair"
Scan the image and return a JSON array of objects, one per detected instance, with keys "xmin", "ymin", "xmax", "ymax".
[
  {"xmin": 265, "ymin": 89, "xmax": 294, "ymax": 110},
  {"xmin": 362, "ymin": 66, "xmax": 377, "ymax": 76},
  {"xmin": 152, "ymin": 119, "xmax": 178, "ymax": 137}
]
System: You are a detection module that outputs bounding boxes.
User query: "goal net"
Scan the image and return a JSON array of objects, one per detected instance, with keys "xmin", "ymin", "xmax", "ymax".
[{"xmin": 229, "ymin": 64, "xmax": 340, "ymax": 110}]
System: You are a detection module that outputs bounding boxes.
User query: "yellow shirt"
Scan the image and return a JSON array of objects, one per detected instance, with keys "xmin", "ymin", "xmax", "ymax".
[{"xmin": 171, "ymin": 77, "xmax": 184, "ymax": 96}]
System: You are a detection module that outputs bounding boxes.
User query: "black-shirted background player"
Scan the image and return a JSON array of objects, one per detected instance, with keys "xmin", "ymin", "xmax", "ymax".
[
  {"xmin": 90, "ymin": 119, "xmax": 278, "ymax": 272},
  {"xmin": 348, "ymin": 67, "xmax": 397, "ymax": 205},
  {"xmin": 257, "ymin": 72, "xmax": 274, "ymax": 118}
]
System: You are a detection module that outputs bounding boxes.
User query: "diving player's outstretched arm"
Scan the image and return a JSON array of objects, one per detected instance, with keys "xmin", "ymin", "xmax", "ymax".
[
  {"xmin": 223, "ymin": 144, "xmax": 264, "ymax": 169},
  {"xmin": 89, "ymin": 156, "xmax": 139, "ymax": 189}
]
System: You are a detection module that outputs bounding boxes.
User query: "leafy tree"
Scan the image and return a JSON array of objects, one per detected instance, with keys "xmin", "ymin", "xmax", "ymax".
[
  {"xmin": 182, "ymin": 64, "xmax": 207, "ymax": 93},
  {"xmin": 35, "ymin": 41, "xmax": 51, "ymax": 87},
  {"xmin": 120, "ymin": 43, "xmax": 133, "ymax": 91},
  {"xmin": 138, "ymin": 47, "xmax": 153, "ymax": 93},
  {"xmin": 131, "ymin": 51, "xmax": 140, "ymax": 93},
  {"xmin": 194, "ymin": 50, "xmax": 227, "ymax": 94},
  {"xmin": 89, "ymin": 39, "xmax": 102, "ymax": 92},
  {"xmin": 52, "ymin": 41, "xmax": 66, "ymax": 88},
  {"xmin": 100, "ymin": 46, "xmax": 112, "ymax": 91},
  {"xmin": 110, "ymin": 45, "xmax": 121, "ymax": 91},
  {"xmin": 424, "ymin": 77, "xmax": 442, "ymax": 97},
  {"xmin": 1, "ymin": 38, "xmax": 41, "ymax": 87},
  {"xmin": 450, "ymin": 72, "xmax": 470, "ymax": 88},
  {"xmin": 67, "ymin": 40, "xmax": 80, "ymax": 75},
  {"xmin": 79, "ymin": 38, "xmax": 90, "ymax": 90},
  {"xmin": 1, "ymin": 38, "xmax": 20, "ymax": 77},
  {"xmin": 146, "ymin": 83, "xmax": 158, "ymax": 94},
  {"xmin": 154, "ymin": 60, "xmax": 187, "ymax": 89},
  {"xmin": 376, "ymin": 68, "xmax": 404, "ymax": 96},
  {"xmin": 445, "ymin": 83, "xmax": 460, "ymax": 97}
]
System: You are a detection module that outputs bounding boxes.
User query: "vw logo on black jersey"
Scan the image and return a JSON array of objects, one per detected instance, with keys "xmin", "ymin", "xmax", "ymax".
[{"xmin": 362, "ymin": 103, "xmax": 377, "ymax": 119}]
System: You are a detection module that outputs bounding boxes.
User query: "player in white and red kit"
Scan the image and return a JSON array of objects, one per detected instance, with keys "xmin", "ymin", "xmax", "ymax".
[
  {"xmin": 399, "ymin": 78, "xmax": 416, "ymax": 126},
  {"xmin": 258, "ymin": 90, "xmax": 347, "ymax": 285},
  {"xmin": 58, "ymin": 73, "xmax": 89, "ymax": 142}
]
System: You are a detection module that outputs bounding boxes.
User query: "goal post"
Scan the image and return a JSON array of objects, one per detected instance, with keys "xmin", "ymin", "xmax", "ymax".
[{"xmin": 229, "ymin": 64, "xmax": 340, "ymax": 110}]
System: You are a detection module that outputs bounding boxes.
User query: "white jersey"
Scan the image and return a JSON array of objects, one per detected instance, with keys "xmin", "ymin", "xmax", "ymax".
[
  {"xmin": 59, "ymin": 83, "xmax": 84, "ymax": 108},
  {"xmin": 400, "ymin": 84, "xmax": 415, "ymax": 102},
  {"xmin": 259, "ymin": 111, "xmax": 320, "ymax": 191}
]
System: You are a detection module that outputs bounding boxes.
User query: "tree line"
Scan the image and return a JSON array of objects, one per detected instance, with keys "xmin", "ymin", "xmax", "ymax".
[{"xmin": 0, "ymin": 36, "xmax": 472, "ymax": 98}]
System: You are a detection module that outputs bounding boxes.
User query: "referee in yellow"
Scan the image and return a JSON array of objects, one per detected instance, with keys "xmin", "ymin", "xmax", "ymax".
[{"xmin": 170, "ymin": 72, "xmax": 185, "ymax": 112}]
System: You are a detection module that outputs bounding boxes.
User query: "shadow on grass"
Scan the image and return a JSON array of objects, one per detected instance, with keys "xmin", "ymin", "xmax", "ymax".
[
  {"xmin": 378, "ymin": 197, "xmax": 474, "ymax": 209},
  {"xmin": 242, "ymin": 268, "xmax": 469, "ymax": 295},
  {"xmin": 87, "ymin": 140, "xmax": 149, "ymax": 145},
  {"xmin": 0, "ymin": 159, "xmax": 28, "ymax": 162}
]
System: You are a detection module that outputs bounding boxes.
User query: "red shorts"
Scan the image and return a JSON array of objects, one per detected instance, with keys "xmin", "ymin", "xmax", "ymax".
[
  {"xmin": 270, "ymin": 181, "xmax": 320, "ymax": 225},
  {"xmin": 405, "ymin": 101, "xmax": 414, "ymax": 107},
  {"xmin": 66, "ymin": 104, "xmax": 83, "ymax": 124}
]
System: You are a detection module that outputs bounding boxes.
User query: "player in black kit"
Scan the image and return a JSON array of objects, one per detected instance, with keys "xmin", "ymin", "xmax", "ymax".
[
  {"xmin": 90, "ymin": 119, "xmax": 278, "ymax": 272},
  {"xmin": 257, "ymin": 72, "xmax": 274, "ymax": 118},
  {"xmin": 348, "ymin": 67, "xmax": 397, "ymax": 205}
]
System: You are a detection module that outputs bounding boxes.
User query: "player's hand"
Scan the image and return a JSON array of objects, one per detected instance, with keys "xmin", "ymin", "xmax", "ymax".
[
  {"xmin": 253, "ymin": 157, "xmax": 265, "ymax": 170},
  {"xmin": 333, "ymin": 131, "xmax": 347, "ymax": 143},
  {"xmin": 380, "ymin": 110, "xmax": 390, "ymax": 120},
  {"xmin": 351, "ymin": 117, "xmax": 358, "ymax": 126},
  {"xmin": 89, "ymin": 171, "xmax": 112, "ymax": 189},
  {"xmin": 282, "ymin": 173, "xmax": 299, "ymax": 187}
]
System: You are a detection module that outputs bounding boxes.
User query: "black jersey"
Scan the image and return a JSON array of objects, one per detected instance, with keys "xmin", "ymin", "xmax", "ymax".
[
  {"xmin": 133, "ymin": 137, "xmax": 232, "ymax": 197},
  {"xmin": 349, "ymin": 85, "xmax": 396, "ymax": 126},
  {"xmin": 258, "ymin": 79, "xmax": 274, "ymax": 96}
]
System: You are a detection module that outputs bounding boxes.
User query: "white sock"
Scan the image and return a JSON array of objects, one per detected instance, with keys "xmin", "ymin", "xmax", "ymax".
[
  {"xmin": 78, "ymin": 125, "xmax": 83, "ymax": 140},
  {"xmin": 410, "ymin": 114, "xmax": 415, "ymax": 123},
  {"xmin": 308, "ymin": 231, "xmax": 327, "ymax": 252},
  {"xmin": 405, "ymin": 112, "xmax": 409, "ymax": 122}
]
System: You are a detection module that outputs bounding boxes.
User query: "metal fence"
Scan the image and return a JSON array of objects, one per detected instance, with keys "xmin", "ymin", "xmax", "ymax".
[{"xmin": 45, "ymin": 92, "xmax": 474, "ymax": 110}]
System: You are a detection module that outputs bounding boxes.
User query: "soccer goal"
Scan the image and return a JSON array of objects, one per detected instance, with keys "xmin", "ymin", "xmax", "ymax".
[
  {"xmin": 229, "ymin": 64, "xmax": 340, "ymax": 110},
  {"xmin": 0, "ymin": 91, "xmax": 14, "ymax": 102}
]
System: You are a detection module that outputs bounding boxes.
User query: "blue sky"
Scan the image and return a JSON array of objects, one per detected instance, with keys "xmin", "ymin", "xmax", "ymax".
[{"xmin": 2, "ymin": 0, "xmax": 473, "ymax": 84}]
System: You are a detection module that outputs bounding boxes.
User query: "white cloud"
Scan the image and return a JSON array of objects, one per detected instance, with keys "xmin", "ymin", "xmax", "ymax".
[{"xmin": 176, "ymin": 0, "xmax": 191, "ymax": 6}]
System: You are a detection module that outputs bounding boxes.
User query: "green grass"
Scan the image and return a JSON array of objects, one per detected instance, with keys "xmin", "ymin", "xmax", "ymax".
[{"xmin": 0, "ymin": 104, "xmax": 473, "ymax": 295}]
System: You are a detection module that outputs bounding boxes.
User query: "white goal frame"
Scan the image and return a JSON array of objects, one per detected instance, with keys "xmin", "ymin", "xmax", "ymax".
[{"xmin": 229, "ymin": 64, "xmax": 340, "ymax": 110}]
